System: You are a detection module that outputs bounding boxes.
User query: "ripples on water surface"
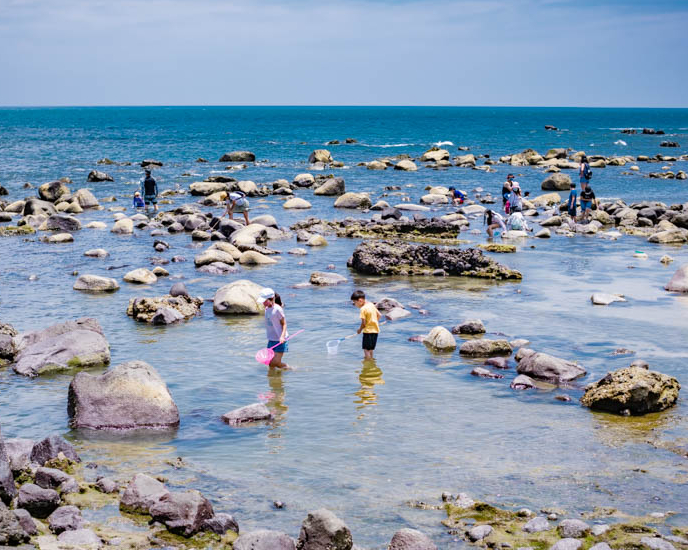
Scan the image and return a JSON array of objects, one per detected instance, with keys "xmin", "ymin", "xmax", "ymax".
[{"xmin": 0, "ymin": 107, "xmax": 687, "ymax": 547}]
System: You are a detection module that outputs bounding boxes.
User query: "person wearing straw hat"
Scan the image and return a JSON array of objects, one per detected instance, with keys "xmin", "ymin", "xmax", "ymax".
[{"xmin": 258, "ymin": 288, "xmax": 290, "ymax": 369}]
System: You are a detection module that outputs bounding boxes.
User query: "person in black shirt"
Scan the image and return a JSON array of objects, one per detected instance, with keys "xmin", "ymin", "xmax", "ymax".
[
  {"xmin": 141, "ymin": 169, "xmax": 159, "ymax": 213},
  {"xmin": 579, "ymin": 185, "xmax": 596, "ymax": 222}
]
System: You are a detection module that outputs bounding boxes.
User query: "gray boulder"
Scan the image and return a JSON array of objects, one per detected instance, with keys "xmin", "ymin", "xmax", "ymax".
[
  {"xmin": 517, "ymin": 352, "xmax": 586, "ymax": 383},
  {"xmin": 550, "ymin": 539, "xmax": 582, "ymax": 550},
  {"xmin": 0, "ymin": 429, "xmax": 15, "ymax": 505},
  {"xmin": 12, "ymin": 317, "xmax": 110, "ymax": 377},
  {"xmin": 222, "ymin": 403, "xmax": 273, "ymax": 426},
  {"xmin": 522, "ymin": 516, "xmax": 552, "ymax": 533},
  {"xmin": 30, "ymin": 435, "xmax": 80, "ymax": 466},
  {"xmin": 541, "ymin": 173, "xmax": 572, "ymax": 191},
  {"xmin": 73, "ymin": 188, "xmax": 99, "ymax": 209},
  {"xmin": 17, "ymin": 483, "xmax": 60, "ymax": 518},
  {"xmin": 23, "ymin": 198, "xmax": 56, "ymax": 216},
  {"xmin": 120, "ymin": 473, "xmax": 170, "ymax": 514},
  {"xmin": 640, "ymin": 537, "xmax": 676, "ymax": 550},
  {"xmin": 468, "ymin": 525, "xmax": 493, "ymax": 542},
  {"xmin": 45, "ymin": 214, "xmax": 81, "ymax": 232},
  {"xmin": 297, "ymin": 508, "xmax": 352, "ymax": 550},
  {"xmin": 452, "ymin": 319, "xmax": 486, "ymax": 335},
  {"xmin": 0, "ymin": 502, "xmax": 29, "ymax": 545},
  {"xmin": 12, "ymin": 508, "xmax": 37, "ymax": 536},
  {"xmin": 3, "ymin": 438, "xmax": 34, "ymax": 474},
  {"xmin": 234, "ymin": 530, "xmax": 296, "ymax": 550},
  {"xmin": 665, "ymin": 264, "xmax": 688, "ymax": 292},
  {"xmin": 213, "ymin": 279, "xmax": 264, "ymax": 315},
  {"xmin": 459, "ymin": 339, "xmax": 512, "ymax": 356},
  {"xmin": 310, "ymin": 272, "xmax": 348, "ymax": 285},
  {"xmin": 558, "ymin": 519, "xmax": 590, "ymax": 538},
  {"xmin": 314, "ymin": 177, "xmax": 345, "ymax": 196},
  {"xmin": 35, "ymin": 467, "xmax": 77, "ymax": 491},
  {"xmin": 389, "ymin": 528, "xmax": 437, "ymax": 550},
  {"xmin": 169, "ymin": 282, "xmax": 189, "ymax": 297},
  {"xmin": 58, "ymin": 528, "xmax": 102, "ymax": 548},
  {"xmin": 87, "ymin": 170, "xmax": 113, "ymax": 182},
  {"xmin": 151, "ymin": 307, "xmax": 185, "ymax": 325},
  {"xmin": 68, "ymin": 360, "xmax": 180, "ymax": 430},
  {"xmin": 95, "ymin": 477, "xmax": 118, "ymax": 494},
  {"xmin": 202, "ymin": 512, "xmax": 239, "ymax": 535},
  {"xmin": 39, "ymin": 181, "xmax": 70, "ymax": 202},
  {"xmin": 149, "ymin": 489, "xmax": 214, "ymax": 537},
  {"xmin": 73, "ymin": 274, "xmax": 119, "ymax": 292},
  {"xmin": 220, "ymin": 151, "xmax": 256, "ymax": 162},
  {"xmin": 48, "ymin": 505, "xmax": 85, "ymax": 534}
]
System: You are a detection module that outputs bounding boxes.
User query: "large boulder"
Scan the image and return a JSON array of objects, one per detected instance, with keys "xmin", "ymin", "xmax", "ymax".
[
  {"xmin": 3, "ymin": 438, "xmax": 34, "ymax": 474},
  {"xmin": 314, "ymin": 177, "xmax": 345, "ymax": 196},
  {"xmin": 189, "ymin": 181, "xmax": 230, "ymax": 196},
  {"xmin": 0, "ymin": 429, "xmax": 16, "ymax": 505},
  {"xmin": 111, "ymin": 218, "xmax": 134, "ymax": 234},
  {"xmin": 517, "ymin": 352, "xmax": 586, "ymax": 383},
  {"xmin": 394, "ymin": 159, "xmax": 417, "ymax": 171},
  {"xmin": 665, "ymin": 264, "xmax": 688, "ymax": 292},
  {"xmin": 202, "ymin": 512, "xmax": 239, "ymax": 535},
  {"xmin": 68, "ymin": 360, "xmax": 180, "ymax": 430},
  {"xmin": 334, "ymin": 192, "xmax": 371, "ymax": 209},
  {"xmin": 87, "ymin": 170, "xmax": 113, "ymax": 182},
  {"xmin": 220, "ymin": 151, "xmax": 256, "ymax": 162},
  {"xmin": 230, "ymin": 224, "xmax": 268, "ymax": 247},
  {"xmin": 195, "ymin": 248, "xmax": 236, "ymax": 267},
  {"xmin": 293, "ymin": 173, "xmax": 315, "ymax": 187},
  {"xmin": 581, "ymin": 366, "xmax": 680, "ymax": 415},
  {"xmin": 389, "ymin": 528, "xmax": 437, "ymax": 550},
  {"xmin": 459, "ymin": 339, "xmax": 511, "ymax": 356},
  {"xmin": 297, "ymin": 508, "xmax": 352, "ymax": 550},
  {"xmin": 234, "ymin": 530, "xmax": 296, "ymax": 550},
  {"xmin": 29, "ymin": 435, "xmax": 80, "ymax": 466},
  {"xmin": 213, "ymin": 280, "xmax": 264, "ymax": 314},
  {"xmin": 283, "ymin": 197, "xmax": 312, "ymax": 209},
  {"xmin": 35, "ymin": 467, "xmax": 77, "ymax": 491},
  {"xmin": 72, "ymin": 188, "xmax": 99, "ymax": 209},
  {"xmin": 23, "ymin": 198, "xmax": 56, "ymax": 216},
  {"xmin": 48, "ymin": 505, "xmax": 85, "ymax": 534},
  {"xmin": 17, "ymin": 483, "xmax": 60, "ymax": 518},
  {"xmin": 57, "ymin": 528, "xmax": 102, "ymax": 548},
  {"xmin": 149, "ymin": 490, "xmax": 214, "ymax": 537},
  {"xmin": 0, "ymin": 502, "xmax": 28, "ymax": 545},
  {"xmin": 120, "ymin": 473, "xmax": 170, "ymax": 514},
  {"xmin": 308, "ymin": 150, "xmax": 333, "ymax": 164},
  {"xmin": 423, "ymin": 326, "xmax": 456, "ymax": 351},
  {"xmin": 541, "ymin": 173, "xmax": 572, "ymax": 191},
  {"xmin": 421, "ymin": 149, "xmax": 450, "ymax": 162},
  {"xmin": 123, "ymin": 268, "xmax": 157, "ymax": 284},
  {"xmin": 126, "ymin": 295, "xmax": 203, "ymax": 324},
  {"xmin": 39, "ymin": 181, "xmax": 70, "ymax": 202},
  {"xmin": 12, "ymin": 317, "xmax": 110, "ymax": 377},
  {"xmin": 452, "ymin": 319, "xmax": 486, "ymax": 335},
  {"xmin": 238, "ymin": 250, "xmax": 277, "ymax": 265},
  {"xmin": 73, "ymin": 274, "xmax": 119, "ymax": 292}
]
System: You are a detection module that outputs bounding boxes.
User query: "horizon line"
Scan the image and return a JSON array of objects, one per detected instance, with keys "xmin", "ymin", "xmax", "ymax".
[{"xmin": 1, "ymin": 104, "xmax": 688, "ymax": 110}]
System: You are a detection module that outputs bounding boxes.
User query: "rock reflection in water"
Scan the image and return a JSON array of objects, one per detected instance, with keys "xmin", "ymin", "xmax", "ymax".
[{"xmin": 354, "ymin": 359, "xmax": 385, "ymax": 412}]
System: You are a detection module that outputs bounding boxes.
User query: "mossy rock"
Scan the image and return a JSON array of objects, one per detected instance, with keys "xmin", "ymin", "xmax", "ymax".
[
  {"xmin": 479, "ymin": 243, "xmax": 517, "ymax": 253},
  {"xmin": 152, "ymin": 527, "xmax": 237, "ymax": 549},
  {"xmin": 0, "ymin": 225, "xmax": 35, "ymax": 236},
  {"xmin": 64, "ymin": 484, "xmax": 119, "ymax": 509},
  {"xmin": 44, "ymin": 455, "xmax": 77, "ymax": 474}
]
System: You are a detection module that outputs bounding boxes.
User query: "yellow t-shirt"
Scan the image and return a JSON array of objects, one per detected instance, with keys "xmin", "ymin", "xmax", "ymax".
[{"xmin": 360, "ymin": 302, "xmax": 380, "ymax": 334}]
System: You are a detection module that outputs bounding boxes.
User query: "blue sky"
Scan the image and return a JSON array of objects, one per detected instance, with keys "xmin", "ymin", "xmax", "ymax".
[{"xmin": 0, "ymin": 0, "xmax": 687, "ymax": 107}]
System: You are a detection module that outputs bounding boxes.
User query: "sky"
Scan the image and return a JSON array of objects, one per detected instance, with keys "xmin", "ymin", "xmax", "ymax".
[{"xmin": 0, "ymin": 0, "xmax": 687, "ymax": 107}]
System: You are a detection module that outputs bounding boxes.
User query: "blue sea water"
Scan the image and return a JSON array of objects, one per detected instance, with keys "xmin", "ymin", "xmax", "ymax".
[{"xmin": 0, "ymin": 107, "xmax": 687, "ymax": 548}]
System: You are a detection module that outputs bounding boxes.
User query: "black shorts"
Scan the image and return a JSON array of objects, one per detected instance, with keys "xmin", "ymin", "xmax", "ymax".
[
  {"xmin": 144, "ymin": 195, "xmax": 157, "ymax": 205},
  {"xmin": 362, "ymin": 333, "xmax": 378, "ymax": 350}
]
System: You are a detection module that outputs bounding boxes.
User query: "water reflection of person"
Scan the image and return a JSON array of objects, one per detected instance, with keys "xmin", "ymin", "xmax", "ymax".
[
  {"xmin": 266, "ymin": 368, "xmax": 288, "ymax": 442},
  {"xmin": 354, "ymin": 358, "xmax": 385, "ymax": 411}
]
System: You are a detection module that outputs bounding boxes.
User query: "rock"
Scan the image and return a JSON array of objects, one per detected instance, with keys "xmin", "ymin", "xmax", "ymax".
[
  {"xmin": 293, "ymin": 173, "xmax": 315, "ymax": 187},
  {"xmin": 394, "ymin": 159, "xmax": 418, "ymax": 171},
  {"xmin": 454, "ymin": 153, "xmax": 476, "ymax": 167},
  {"xmin": 127, "ymin": 295, "xmax": 202, "ymax": 323},
  {"xmin": 660, "ymin": 255, "xmax": 674, "ymax": 264},
  {"xmin": 57, "ymin": 528, "xmax": 102, "ymax": 548},
  {"xmin": 239, "ymin": 250, "xmax": 278, "ymax": 265},
  {"xmin": 310, "ymin": 272, "xmax": 347, "ymax": 285},
  {"xmin": 665, "ymin": 264, "xmax": 688, "ymax": 292},
  {"xmin": 648, "ymin": 230, "xmax": 688, "ymax": 244},
  {"xmin": 551, "ymin": 539, "xmax": 582, "ymax": 550},
  {"xmin": 580, "ymin": 366, "xmax": 680, "ymax": 415},
  {"xmin": 95, "ymin": 477, "xmax": 118, "ymax": 494},
  {"xmin": 169, "ymin": 282, "xmax": 188, "ymax": 298},
  {"xmin": 35, "ymin": 467, "xmax": 76, "ymax": 491},
  {"xmin": 23, "ymin": 198, "xmax": 56, "ymax": 216},
  {"xmin": 68, "ymin": 360, "xmax": 180, "ymax": 429},
  {"xmin": 48, "ymin": 505, "xmax": 84, "ymax": 534},
  {"xmin": 541, "ymin": 173, "xmax": 572, "ymax": 191},
  {"xmin": 220, "ymin": 151, "xmax": 255, "ymax": 162},
  {"xmin": 523, "ymin": 516, "xmax": 552, "ymax": 533},
  {"xmin": 87, "ymin": 170, "xmax": 113, "ymax": 182},
  {"xmin": 367, "ymin": 160, "xmax": 387, "ymax": 170},
  {"xmin": 452, "ymin": 319, "xmax": 486, "ymax": 335},
  {"xmin": 203, "ymin": 512, "xmax": 239, "ymax": 535},
  {"xmin": 385, "ymin": 307, "xmax": 412, "ymax": 321},
  {"xmin": 591, "ymin": 525, "xmax": 610, "ymax": 537},
  {"xmin": 460, "ymin": 339, "xmax": 512, "ymax": 356},
  {"xmin": 334, "ymin": 192, "xmax": 371, "ymax": 209},
  {"xmin": 209, "ymin": 241, "xmax": 242, "ymax": 259},
  {"xmin": 297, "ymin": 508, "xmax": 352, "ymax": 550},
  {"xmin": 540, "ymin": 216, "xmax": 562, "ymax": 227},
  {"xmin": 517, "ymin": 352, "xmax": 586, "ymax": 383},
  {"xmin": 111, "ymin": 218, "xmax": 134, "ymax": 234},
  {"xmin": 190, "ymin": 181, "xmax": 229, "ymax": 196},
  {"xmin": 44, "ymin": 214, "xmax": 81, "ymax": 232},
  {"xmin": 194, "ymin": 248, "xmax": 236, "ymax": 267},
  {"xmin": 123, "ymin": 268, "xmax": 157, "ymax": 284},
  {"xmin": 213, "ymin": 279, "xmax": 264, "ymax": 314},
  {"xmin": 73, "ymin": 274, "xmax": 119, "ymax": 292},
  {"xmin": 348, "ymin": 240, "xmax": 521, "ymax": 279},
  {"xmin": 30, "ymin": 435, "xmax": 80, "ymax": 465},
  {"xmin": 3, "ymin": 438, "xmax": 33, "ymax": 475},
  {"xmin": 485, "ymin": 357, "xmax": 509, "ymax": 369},
  {"xmin": 307, "ymin": 235, "xmax": 328, "ymax": 247},
  {"xmin": 39, "ymin": 181, "xmax": 70, "ymax": 202},
  {"xmin": 141, "ymin": 159, "xmax": 163, "ymax": 167},
  {"xmin": 511, "ymin": 374, "xmax": 537, "ymax": 390},
  {"xmin": 0, "ymin": 433, "xmax": 15, "ymax": 505},
  {"xmin": 13, "ymin": 317, "xmax": 110, "ymax": 377},
  {"xmin": 314, "ymin": 177, "xmax": 346, "ymax": 196},
  {"xmin": 535, "ymin": 228, "xmax": 551, "ymax": 238},
  {"xmin": 389, "ymin": 528, "xmax": 437, "ymax": 550},
  {"xmin": 235, "ymin": 530, "xmax": 296, "ymax": 550},
  {"xmin": 590, "ymin": 291, "xmax": 628, "ymax": 306},
  {"xmin": 640, "ymin": 538, "xmax": 676, "ymax": 550},
  {"xmin": 558, "ymin": 519, "xmax": 590, "ymax": 538},
  {"xmin": 12, "ymin": 508, "xmax": 37, "ymax": 537},
  {"xmin": 84, "ymin": 248, "xmax": 108, "ymax": 258},
  {"xmin": 289, "ymin": 248, "xmax": 308, "ymax": 255},
  {"xmin": 423, "ymin": 326, "xmax": 456, "ymax": 350},
  {"xmin": 309, "ymin": 150, "xmax": 333, "ymax": 164},
  {"xmin": 0, "ymin": 503, "xmax": 28, "ymax": 545},
  {"xmin": 374, "ymin": 297, "xmax": 404, "ymax": 312},
  {"xmin": 284, "ymin": 197, "xmax": 312, "ymax": 209},
  {"xmin": 46, "ymin": 232, "xmax": 74, "ymax": 243},
  {"xmin": 222, "ymin": 403, "xmax": 273, "ymax": 425},
  {"xmin": 85, "ymin": 221, "xmax": 107, "ymax": 229},
  {"xmin": 471, "ymin": 367, "xmax": 504, "ymax": 379},
  {"xmin": 17, "ymin": 484, "xmax": 60, "ymax": 518},
  {"xmin": 73, "ymin": 188, "xmax": 99, "ymax": 208},
  {"xmin": 120, "ymin": 473, "xmax": 170, "ymax": 514},
  {"xmin": 151, "ymin": 307, "xmax": 184, "ymax": 325},
  {"xmin": 468, "ymin": 525, "xmax": 493, "ymax": 542},
  {"xmin": 149, "ymin": 489, "xmax": 214, "ymax": 537}
]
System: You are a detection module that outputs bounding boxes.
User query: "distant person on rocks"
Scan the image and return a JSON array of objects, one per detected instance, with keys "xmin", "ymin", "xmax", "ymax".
[
  {"xmin": 579, "ymin": 183, "xmax": 597, "ymax": 222},
  {"xmin": 502, "ymin": 174, "xmax": 516, "ymax": 209},
  {"xmin": 141, "ymin": 169, "xmax": 158, "ymax": 213},
  {"xmin": 132, "ymin": 191, "xmax": 145, "ymax": 210},
  {"xmin": 258, "ymin": 288, "xmax": 290, "ymax": 369},
  {"xmin": 448, "ymin": 186, "xmax": 466, "ymax": 205},
  {"xmin": 484, "ymin": 209, "xmax": 506, "ymax": 238},
  {"xmin": 351, "ymin": 290, "xmax": 381, "ymax": 360},
  {"xmin": 567, "ymin": 182, "xmax": 578, "ymax": 219},
  {"xmin": 222, "ymin": 190, "xmax": 250, "ymax": 225},
  {"xmin": 579, "ymin": 155, "xmax": 592, "ymax": 190},
  {"xmin": 509, "ymin": 184, "xmax": 523, "ymax": 213}
]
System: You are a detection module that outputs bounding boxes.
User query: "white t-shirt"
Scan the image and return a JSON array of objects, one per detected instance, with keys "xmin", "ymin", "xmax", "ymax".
[
  {"xmin": 265, "ymin": 304, "xmax": 287, "ymax": 341},
  {"xmin": 228, "ymin": 192, "xmax": 247, "ymax": 206}
]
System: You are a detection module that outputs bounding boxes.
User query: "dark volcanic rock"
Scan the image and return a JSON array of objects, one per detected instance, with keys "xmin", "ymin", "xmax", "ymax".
[
  {"xmin": 297, "ymin": 508, "xmax": 352, "ymax": 550},
  {"xmin": 234, "ymin": 530, "xmax": 296, "ymax": 550},
  {"xmin": 23, "ymin": 198, "xmax": 56, "ymax": 216},
  {"xmin": 17, "ymin": 483, "xmax": 60, "ymax": 518},
  {"xmin": 0, "ymin": 429, "xmax": 16, "ymax": 505},
  {"xmin": 347, "ymin": 240, "xmax": 521, "ymax": 280},
  {"xmin": 120, "ymin": 473, "xmax": 170, "ymax": 514},
  {"xmin": 48, "ymin": 505, "xmax": 85, "ymax": 534},
  {"xmin": 203, "ymin": 512, "xmax": 239, "ymax": 535},
  {"xmin": 516, "ymin": 352, "xmax": 586, "ymax": 383},
  {"xmin": 30, "ymin": 435, "xmax": 80, "ymax": 466},
  {"xmin": 149, "ymin": 489, "xmax": 214, "ymax": 537},
  {"xmin": 0, "ymin": 502, "xmax": 29, "ymax": 545}
]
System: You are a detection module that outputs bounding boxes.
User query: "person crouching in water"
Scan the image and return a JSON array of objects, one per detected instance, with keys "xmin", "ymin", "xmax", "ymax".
[
  {"xmin": 351, "ymin": 290, "xmax": 381, "ymax": 360},
  {"xmin": 258, "ymin": 288, "xmax": 290, "ymax": 369},
  {"xmin": 484, "ymin": 209, "xmax": 506, "ymax": 238},
  {"xmin": 222, "ymin": 190, "xmax": 250, "ymax": 225},
  {"xmin": 133, "ymin": 191, "xmax": 145, "ymax": 210},
  {"xmin": 448, "ymin": 186, "xmax": 466, "ymax": 205}
]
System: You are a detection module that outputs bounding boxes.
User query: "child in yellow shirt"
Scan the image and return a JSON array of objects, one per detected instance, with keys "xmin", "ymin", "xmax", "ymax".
[{"xmin": 351, "ymin": 290, "xmax": 381, "ymax": 359}]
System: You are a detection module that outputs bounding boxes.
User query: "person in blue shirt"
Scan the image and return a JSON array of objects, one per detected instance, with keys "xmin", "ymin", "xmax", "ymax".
[
  {"xmin": 133, "ymin": 191, "xmax": 145, "ymax": 210},
  {"xmin": 567, "ymin": 182, "xmax": 578, "ymax": 219},
  {"xmin": 448, "ymin": 186, "xmax": 466, "ymax": 205}
]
